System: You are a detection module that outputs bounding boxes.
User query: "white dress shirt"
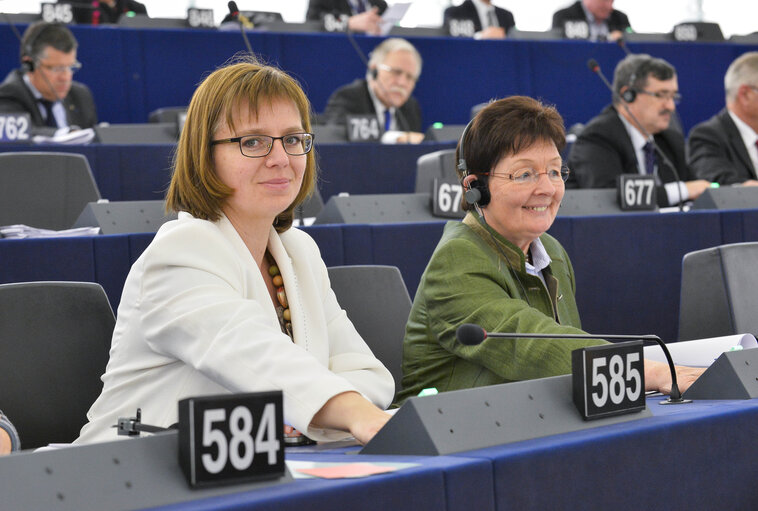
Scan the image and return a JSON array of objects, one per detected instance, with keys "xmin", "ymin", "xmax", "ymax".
[{"xmin": 728, "ymin": 109, "xmax": 758, "ymax": 176}]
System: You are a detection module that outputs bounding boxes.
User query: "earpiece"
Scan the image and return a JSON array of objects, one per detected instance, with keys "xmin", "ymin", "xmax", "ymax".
[
  {"xmin": 465, "ymin": 178, "xmax": 490, "ymax": 206},
  {"xmin": 621, "ymin": 64, "xmax": 639, "ymax": 103},
  {"xmin": 20, "ymin": 23, "xmax": 56, "ymax": 74},
  {"xmin": 621, "ymin": 88, "xmax": 636, "ymax": 103},
  {"xmin": 457, "ymin": 119, "xmax": 491, "ymax": 207},
  {"xmin": 370, "ymin": 67, "xmax": 378, "ymax": 80}
]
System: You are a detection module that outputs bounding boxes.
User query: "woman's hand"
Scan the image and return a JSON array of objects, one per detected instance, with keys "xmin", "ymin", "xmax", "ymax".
[
  {"xmin": 644, "ymin": 359, "xmax": 706, "ymax": 394},
  {"xmin": 311, "ymin": 391, "xmax": 392, "ymax": 445}
]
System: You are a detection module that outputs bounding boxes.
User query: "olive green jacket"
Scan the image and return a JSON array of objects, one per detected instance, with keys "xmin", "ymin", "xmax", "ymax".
[{"xmin": 396, "ymin": 213, "xmax": 606, "ymax": 404}]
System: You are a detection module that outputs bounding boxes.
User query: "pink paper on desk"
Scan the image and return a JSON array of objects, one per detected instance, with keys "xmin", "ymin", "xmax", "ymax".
[{"xmin": 296, "ymin": 463, "xmax": 397, "ymax": 479}]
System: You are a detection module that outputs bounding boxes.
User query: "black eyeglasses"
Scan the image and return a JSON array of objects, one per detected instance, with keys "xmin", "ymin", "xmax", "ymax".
[
  {"xmin": 638, "ymin": 90, "xmax": 682, "ymax": 104},
  {"xmin": 211, "ymin": 133, "xmax": 314, "ymax": 158},
  {"xmin": 38, "ymin": 61, "xmax": 82, "ymax": 74}
]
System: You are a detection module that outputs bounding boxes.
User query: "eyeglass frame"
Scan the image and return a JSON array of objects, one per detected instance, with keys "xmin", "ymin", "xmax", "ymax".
[
  {"xmin": 480, "ymin": 166, "xmax": 571, "ymax": 185},
  {"xmin": 377, "ymin": 63, "xmax": 418, "ymax": 83},
  {"xmin": 210, "ymin": 133, "xmax": 315, "ymax": 158},
  {"xmin": 637, "ymin": 89, "xmax": 682, "ymax": 104},
  {"xmin": 37, "ymin": 61, "xmax": 82, "ymax": 74}
]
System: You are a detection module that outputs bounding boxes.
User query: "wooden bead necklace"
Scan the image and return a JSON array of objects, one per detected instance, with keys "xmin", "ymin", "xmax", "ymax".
[{"xmin": 267, "ymin": 253, "xmax": 292, "ymax": 338}]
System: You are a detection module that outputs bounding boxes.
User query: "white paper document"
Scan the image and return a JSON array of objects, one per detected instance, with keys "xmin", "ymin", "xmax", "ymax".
[
  {"xmin": 379, "ymin": 2, "xmax": 411, "ymax": 35},
  {"xmin": 643, "ymin": 334, "xmax": 757, "ymax": 367}
]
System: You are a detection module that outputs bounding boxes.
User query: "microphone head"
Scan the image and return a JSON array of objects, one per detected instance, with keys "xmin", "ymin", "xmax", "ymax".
[
  {"xmin": 456, "ymin": 323, "xmax": 487, "ymax": 346},
  {"xmin": 587, "ymin": 59, "xmax": 599, "ymax": 73},
  {"xmin": 228, "ymin": 1, "xmax": 239, "ymax": 14}
]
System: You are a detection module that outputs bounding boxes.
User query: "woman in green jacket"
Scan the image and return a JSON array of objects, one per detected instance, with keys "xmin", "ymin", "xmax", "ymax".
[{"xmin": 397, "ymin": 96, "xmax": 703, "ymax": 404}]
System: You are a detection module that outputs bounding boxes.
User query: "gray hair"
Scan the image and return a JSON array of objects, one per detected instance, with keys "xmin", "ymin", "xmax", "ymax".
[
  {"xmin": 725, "ymin": 52, "xmax": 758, "ymax": 103},
  {"xmin": 367, "ymin": 38, "xmax": 422, "ymax": 78}
]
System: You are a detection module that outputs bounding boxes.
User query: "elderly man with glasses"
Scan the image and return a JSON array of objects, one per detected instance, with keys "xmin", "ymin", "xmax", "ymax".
[
  {"xmin": 0, "ymin": 21, "xmax": 98, "ymax": 131},
  {"xmin": 567, "ymin": 54, "xmax": 710, "ymax": 207},
  {"xmin": 322, "ymin": 38, "xmax": 424, "ymax": 144}
]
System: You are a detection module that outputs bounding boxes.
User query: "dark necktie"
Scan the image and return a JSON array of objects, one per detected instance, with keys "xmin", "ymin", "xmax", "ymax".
[
  {"xmin": 38, "ymin": 99, "xmax": 58, "ymax": 128},
  {"xmin": 351, "ymin": 0, "xmax": 366, "ymax": 14},
  {"xmin": 384, "ymin": 109, "xmax": 392, "ymax": 131},
  {"xmin": 643, "ymin": 141, "xmax": 656, "ymax": 175}
]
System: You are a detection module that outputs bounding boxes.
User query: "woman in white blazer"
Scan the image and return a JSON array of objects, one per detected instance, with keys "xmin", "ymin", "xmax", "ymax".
[{"xmin": 76, "ymin": 58, "xmax": 394, "ymax": 445}]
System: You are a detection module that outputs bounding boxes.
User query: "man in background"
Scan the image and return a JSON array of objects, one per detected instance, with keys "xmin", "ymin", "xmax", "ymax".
[
  {"xmin": 568, "ymin": 54, "xmax": 710, "ymax": 207},
  {"xmin": 67, "ymin": 0, "xmax": 148, "ymax": 24},
  {"xmin": 306, "ymin": 0, "xmax": 386, "ymax": 35},
  {"xmin": 687, "ymin": 52, "xmax": 758, "ymax": 186},
  {"xmin": 0, "ymin": 21, "xmax": 97, "ymax": 130},
  {"xmin": 323, "ymin": 38, "xmax": 424, "ymax": 144},
  {"xmin": 552, "ymin": 0, "xmax": 630, "ymax": 41},
  {"xmin": 443, "ymin": 0, "xmax": 515, "ymax": 40}
]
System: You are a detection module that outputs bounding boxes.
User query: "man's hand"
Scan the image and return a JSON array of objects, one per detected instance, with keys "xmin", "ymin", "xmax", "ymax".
[
  {"xmin": 348, "ymin": 7, "xmax": 382, "ymax": 35},
  {"xmin": 477, "ymin": 26, "xmax": 506, "ymax": 40},
  {"xmin": 685, "ymin": 179, "xmax": 712, "ymax": 200},
  {"xmin": 396, "ymin": 131, "xmax": 425, "ymax": 144}
]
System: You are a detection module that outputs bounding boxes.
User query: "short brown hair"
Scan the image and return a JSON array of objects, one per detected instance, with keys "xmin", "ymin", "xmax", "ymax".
[
  {"xmin": 166, "ymin": 56, "xmax": 317, "ymax": 233},
  {"xmin": 455, "ymin": 96, "xmax": 566, "ymax": 210}
]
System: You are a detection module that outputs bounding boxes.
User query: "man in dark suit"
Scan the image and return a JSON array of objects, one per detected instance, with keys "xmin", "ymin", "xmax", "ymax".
[
  {"xmin": 687, "ymin": 52, "xmax": 758, "ymax": 186},
  {"xmin": 67, "ymin": 0, "xmax": 147, "ymax": 24},
  {"xmin": 443, "ymin": 0, "xmax": 514, "ymax": 39},
  {"xmin": 323, "ymin": 38, "xmax": 423, "ymax": 143},
  {"xmin": 306, "ymin": 0, "xmax": 387, "ymax": 34},
  {"xmin": 0, "ymin": 21, "xmax": 97, "ymax": 131},
  {"xmin": 568, "ymin": 54, "xmax": 710, "ymax": 207},
  {"xmin": 552, "ymin": 0, "xmax": 630, "ymax": 41}
]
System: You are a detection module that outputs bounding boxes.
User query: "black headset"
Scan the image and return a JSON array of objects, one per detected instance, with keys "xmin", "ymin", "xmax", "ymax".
[
  {"xmin": 370, "ymin": 67, "xmax": 378, "ymax": 79},
  {"xmin": 457, "ymin": 118, "xmax": 491, "ymax": 207},
  {"xmin": 620, "ymin": 65, "xmax": 639, "ymax": 103},
  {"xmin": 21, "ymin": 23, "xmax": 56, "ymax": 73}
]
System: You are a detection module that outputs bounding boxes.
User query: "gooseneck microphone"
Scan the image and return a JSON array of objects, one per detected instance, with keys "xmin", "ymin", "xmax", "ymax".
[
  {"xmin": 455, "ymin": 323, "xmax": 689, "ymax": 404},
  {"xmin": 586, "ymin": 59, "xmax": 684, "ymax": 211},
  {"xmin": 228, "ymin": 1, "xmax": 253, "ymax": 54},
  {"xmin": 616, "ymin": 37, "xmax": 632, "ymax": 56}
]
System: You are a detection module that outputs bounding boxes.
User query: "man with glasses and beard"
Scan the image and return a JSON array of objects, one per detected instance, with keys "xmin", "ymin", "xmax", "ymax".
[
  {"xmin": 322, "ymin": 38, "xmax": 424, "ymax": 144},
  {"xmin": 0, "ymin": 21, "xmax": 98, "ymax": 130},
  {"xmin": 567, "ymin": 54, "xmax": 710, "ymax": 207}
]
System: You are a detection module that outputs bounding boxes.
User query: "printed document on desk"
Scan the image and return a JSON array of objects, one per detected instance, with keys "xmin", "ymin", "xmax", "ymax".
[{"xmin": 644, "ymin": 334, "xmax": 758, "ymax": 367}]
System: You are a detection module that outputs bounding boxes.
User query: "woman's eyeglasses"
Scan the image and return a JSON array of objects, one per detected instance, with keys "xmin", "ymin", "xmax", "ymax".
[{"xmin": 211, "ymin": 133, "xmax": 314, "ymax": 158}]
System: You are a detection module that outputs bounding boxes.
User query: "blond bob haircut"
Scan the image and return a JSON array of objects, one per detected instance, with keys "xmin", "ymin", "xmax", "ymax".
[{"xmin": 166, "ymin": 57, "xmax": 317, "ymax": 233}]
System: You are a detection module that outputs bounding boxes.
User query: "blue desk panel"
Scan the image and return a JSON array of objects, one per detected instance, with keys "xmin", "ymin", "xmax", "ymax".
[
  {"xmin": 137, "ymin": 398, "xmax": 758, "ymax": 510},
  {"xmin": 457, "ymin": 397, "xmax": 758, "ymax": 510},
  {"xmin": 0, "ymin": 142, "xmax": 454, "ymax": 202},
  {"xmin": 2, "ymin": 209, "xmax": 758, "ymax": 341},
  {"xmin": 152, "ymin": 454, "xmax": 494, "ymax": 511},
  {"xmin": 1, "ymin": 24, "xmax": 756, "ymax": 131}
]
